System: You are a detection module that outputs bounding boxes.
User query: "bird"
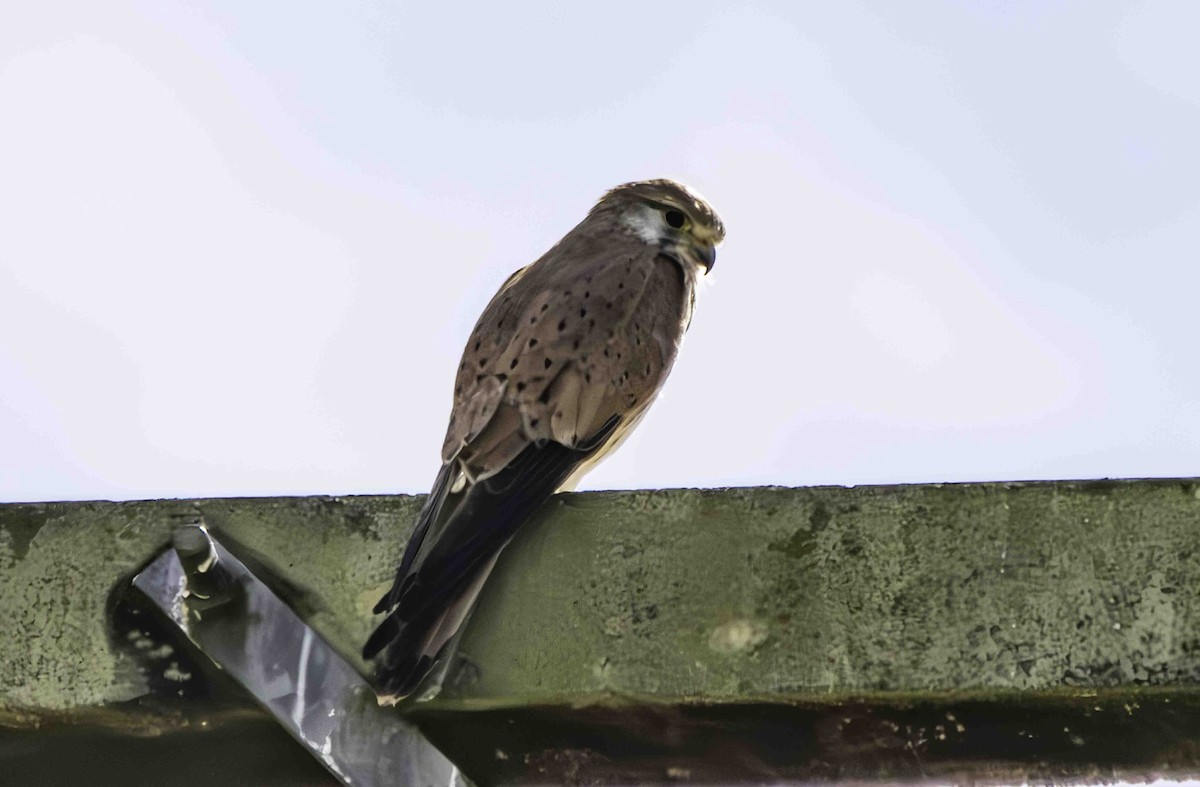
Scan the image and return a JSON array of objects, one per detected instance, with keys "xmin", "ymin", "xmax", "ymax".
[{"xmin": 363, "ymin": 179, "xmax": 724, "ymax": 703}]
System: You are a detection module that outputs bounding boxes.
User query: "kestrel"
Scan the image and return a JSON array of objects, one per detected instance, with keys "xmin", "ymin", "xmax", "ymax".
[{"xmin": 364, "ymin": 179, "xmax": 725, "ymax": 702}]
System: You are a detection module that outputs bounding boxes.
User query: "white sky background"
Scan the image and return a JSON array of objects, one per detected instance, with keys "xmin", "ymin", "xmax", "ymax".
[{"xmin": 2, "ymin": 1, "xmax": 1199, "ymax": 503}]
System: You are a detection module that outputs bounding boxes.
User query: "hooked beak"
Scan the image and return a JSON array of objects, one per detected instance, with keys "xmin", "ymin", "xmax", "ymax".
[{"xmin": 694, "ymin": 243, "xmax": 716, "ymax": 274}]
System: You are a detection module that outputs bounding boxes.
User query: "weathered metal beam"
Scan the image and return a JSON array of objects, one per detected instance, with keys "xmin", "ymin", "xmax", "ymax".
[{"xmin": 3, "ymin": 479, "xmax": 1200, "ymax": 783}]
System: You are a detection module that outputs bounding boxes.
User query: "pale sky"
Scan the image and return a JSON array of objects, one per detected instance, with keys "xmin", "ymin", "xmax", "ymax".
[{"xmin": 2, "ymin": 1, "xmax": 1199, "ymax": 503}]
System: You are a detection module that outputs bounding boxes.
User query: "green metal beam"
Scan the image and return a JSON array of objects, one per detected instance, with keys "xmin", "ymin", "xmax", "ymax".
[{"xmin": 4, "ymin": 479, "xmax": 1200, "ymax": 782}]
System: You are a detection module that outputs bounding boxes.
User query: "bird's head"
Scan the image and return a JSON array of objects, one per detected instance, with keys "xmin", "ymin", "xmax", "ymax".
[{"xmin": 592, "ymin": 179, "xmax": 725, "ymax": 274}]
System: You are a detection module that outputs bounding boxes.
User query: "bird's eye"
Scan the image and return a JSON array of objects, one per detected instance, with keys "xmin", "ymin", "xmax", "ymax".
[{"xmin": 664, "ymin": 209, "xmax": 686, "ymax": 229}]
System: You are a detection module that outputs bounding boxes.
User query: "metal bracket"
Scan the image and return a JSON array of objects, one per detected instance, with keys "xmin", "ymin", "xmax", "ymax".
[{"xmin": 132, "ymin": 523, "xmax": 469, "ymax": 787}]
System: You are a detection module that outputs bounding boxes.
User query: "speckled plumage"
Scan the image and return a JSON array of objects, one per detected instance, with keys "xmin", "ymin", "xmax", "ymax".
[{"xmin": 365, "ymin": 179, "xmax": 724, "ymax": 702}]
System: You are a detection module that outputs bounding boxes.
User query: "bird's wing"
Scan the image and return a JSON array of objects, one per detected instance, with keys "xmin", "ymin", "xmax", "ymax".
[
  {"xmin": 360, "ymin": 416, "xmax": 618, "ymax": 672},
  {"xmin": 446, "ymin": 237, "xmax": 685, "ymax": 471},
  {"xmin": 365, "ymin": 236, "xmax": 693, "ymax": 700}
]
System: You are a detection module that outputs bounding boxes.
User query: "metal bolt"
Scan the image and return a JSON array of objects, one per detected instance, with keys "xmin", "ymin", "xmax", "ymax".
[{"xmin": 172, "ymin": 524, "xmax": 234, "ymax": 606}]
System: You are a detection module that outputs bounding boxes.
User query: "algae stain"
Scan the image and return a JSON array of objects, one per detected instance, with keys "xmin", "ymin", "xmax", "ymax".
[
  {"xmin": 766, "ymin": 501, "xmax": 831, "ymax": 560},
  {"xmin": 0, "ymin": 505, "xmax": 52, "ymax": 562},
  {"xmin": 768, "ymin": 528, "xmax": 816, "ymax": 560},
  {"xmin": 810, "ymin": 503, "xmax": 832, "ymax": 533}
]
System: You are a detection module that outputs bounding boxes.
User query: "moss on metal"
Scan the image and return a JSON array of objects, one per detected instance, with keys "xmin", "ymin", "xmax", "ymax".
[
  {"xmin": 3, "ymin": 479, "xmax": 1200, "ymax": 731},
  {"xmin": 443, "ymin": 480, "xmax": 1200, "ymax": 703}
]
